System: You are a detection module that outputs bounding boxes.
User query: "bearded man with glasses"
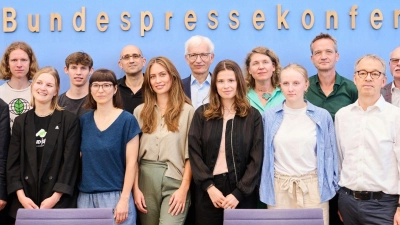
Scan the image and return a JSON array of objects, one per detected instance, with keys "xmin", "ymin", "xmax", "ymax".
[
  {"xmin": 182, "ymin": 35, "xmax": 215, "ymax": 109},
  {"xmin": 381, "ymin": 46, "xmax": 400, "ymax": 107},
  {"xmin": 117, "ymin": 45, "xmax": 146, "ymax": 114},
  {"xmin": 335, "ymin": 54, "xmax": 400, "ymax": 225}
]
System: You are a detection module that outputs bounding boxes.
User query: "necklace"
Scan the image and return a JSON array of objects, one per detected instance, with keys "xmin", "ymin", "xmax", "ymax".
[
  {"xmin": 35, "ymin": 110, "xmax": 54, "ymax": 117},
  {"xmin": 223, "ymin": 107, "xmax": 235, "ymax": 114},
  {"xmin": 257, "ymin": 88, "xmax": 273, "ymax": 101}
]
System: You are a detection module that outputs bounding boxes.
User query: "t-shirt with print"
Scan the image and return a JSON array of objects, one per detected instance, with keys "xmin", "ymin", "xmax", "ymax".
[
  {"xmin": 0, "ymin": 82, "xmax": 32, "ymax": 129},
  {"xmin": 34, "ymin": 114, "xmax": 51, "ymax": 172}
]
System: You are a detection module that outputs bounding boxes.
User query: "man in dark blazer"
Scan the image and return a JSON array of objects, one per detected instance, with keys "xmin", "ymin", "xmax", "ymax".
[
  {"xmin": 182, "ymin": 35, "xmax": 214, "ymax": 109},
  {"xmin": 381, "ymin": 46, "xmax": 400, "ymax": 106},
  {"xmin": 0, "ymin": 98, "xmax": 10, "ymax": 220}
]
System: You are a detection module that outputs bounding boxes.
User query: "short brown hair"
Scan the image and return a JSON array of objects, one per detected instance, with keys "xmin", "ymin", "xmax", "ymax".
[
  {"xmin": 204, "ymin": 59, "xmax": 250, "ymax": 120},
  {"xmin": 84, "ymin": 69, "xmax": 123, "ymax": 110},
  {"xmin": 30, "ymin": 66, "xmax": 63, "ymax": 111},
  {"xmin": 244, "ymin": 46, "xmax": 281, "ymax": 90},
  {"xmin": 0, "ymin": 41, "xmax": 39, "ymax": 80},
  {"xmin": 65, "ymin": 52, "xmax": 93, "ymax": 69},
  {"xmin": 310, "ymin": 33, "xmax": 338, "ymax": 54}
]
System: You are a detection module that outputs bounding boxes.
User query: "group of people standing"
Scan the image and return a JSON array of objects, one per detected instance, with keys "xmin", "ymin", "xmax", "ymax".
[{"xmin": 0, "ymin": 33, "xmax": 400, "ymax": 225}]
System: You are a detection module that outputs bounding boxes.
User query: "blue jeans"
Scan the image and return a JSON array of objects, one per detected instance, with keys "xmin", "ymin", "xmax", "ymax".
[{"xmin": 78, "ymin": 191, "xmax": 136, "ymax": 225}]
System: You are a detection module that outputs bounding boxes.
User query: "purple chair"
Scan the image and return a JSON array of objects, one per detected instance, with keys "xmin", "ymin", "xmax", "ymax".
[
  {"xmin": 15, "ymin": 208, "xmax": 114, "ymax": 225},
  {"xmin": 224, "ymin": 208, "xmax": 324, "ymax": 225}
]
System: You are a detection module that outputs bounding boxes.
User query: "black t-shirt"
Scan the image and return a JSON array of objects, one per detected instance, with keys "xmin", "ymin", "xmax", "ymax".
[
  {"xmin": 58, "ymin": 92, "xmax": 91, "ymax": 117},
  {"xmin": 117, "ymin": 76, "xmax": 144, "ymax": 114},
  {"xmin": 34, "ymin": 114, "xmax": 51, "ymax": 172}
]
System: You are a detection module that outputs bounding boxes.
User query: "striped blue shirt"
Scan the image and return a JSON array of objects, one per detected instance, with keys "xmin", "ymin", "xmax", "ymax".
[{"xmin": 259, "ymin": 100, "xmax": 339, "ymax": 205}]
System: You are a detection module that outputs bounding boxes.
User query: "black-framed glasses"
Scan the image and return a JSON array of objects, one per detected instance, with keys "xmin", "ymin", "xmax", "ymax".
[
  {"xmin": 120, "ymin": 54, "xmax": 142, "ymax": 60},
  {"xmin": 91, "ymin": 83, "xmax": 114, "ymax": 91},
  {"xmin": 186, "ymin": 53, "xmax": 211, "ymax": 62},
  {"xmin": 356, "ymin": 70, "xmax": 384, "ymax": 79},
  {"xmin": 390, "ymin": 58, "xmax": 400, "ymax": 64}
]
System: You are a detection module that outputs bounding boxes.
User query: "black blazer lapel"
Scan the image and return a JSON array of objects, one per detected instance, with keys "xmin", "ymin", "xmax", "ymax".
[
  {"xmin": 39, "ymin": 110, "xmax": 62, "ymax": 179},
  {"xmin": 24, "ymin": 110, "xmax": 38, "ymax": 182}
]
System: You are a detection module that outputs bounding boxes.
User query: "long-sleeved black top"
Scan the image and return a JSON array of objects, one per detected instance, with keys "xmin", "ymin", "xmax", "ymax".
[{"xmin": 189, "ymin": 104, "xmax": 264, "ymax": 201}]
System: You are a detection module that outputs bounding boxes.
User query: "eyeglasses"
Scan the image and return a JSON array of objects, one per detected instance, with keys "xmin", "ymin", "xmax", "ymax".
[
  {"xmin": 91, "ymin": 83, "xmax": 114, "ymax": 91},
  {"xmin": 356, "ymin": 70, "xmax": 384, "ymax": 79},
  {"xmin": 120, "ymin": 54, "xmax": 142, "ymax": 60},
  {"xmin": 390, "ymin": 58, "xmax": 400, "ymax": 64},
  {"xmin": 186, "ymin": 53, "xmax": 211, "ymax": 62}
]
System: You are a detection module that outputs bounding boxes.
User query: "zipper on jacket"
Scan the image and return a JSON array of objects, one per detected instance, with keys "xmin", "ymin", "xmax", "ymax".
[{"xmin": 230, "ymin": 117, "xmax": 238, "ymax": 184}]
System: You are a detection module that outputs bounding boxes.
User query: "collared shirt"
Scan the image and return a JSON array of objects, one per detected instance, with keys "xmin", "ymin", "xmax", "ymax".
[
  {"xmin": 117, "ymin": 76, "xmax": 143, "ymax": 114},
  {"xmin": 247, "ymin": 87, "xmax": 285, "ymax": 113},
  {"xmin": 190, "ymin": 74, "xmax": 211, "ymax": 109},
  {"xmin": 134, "ymin": 103, "xmax": 194, "ymax": 180},
  {"xmin": 335, "ymin": 96, "xmax": 400, "ymax": 194},
  {"xmin": 260, "ymin": 100, "xmax": 339, "ymax": 206},
  {"xmin": 305, "ymin": 72, "xmax": 358, "ymax": 120},
  {"xmin": 391, "ymin": 81, "xmax": 400, "ymax": 107}
]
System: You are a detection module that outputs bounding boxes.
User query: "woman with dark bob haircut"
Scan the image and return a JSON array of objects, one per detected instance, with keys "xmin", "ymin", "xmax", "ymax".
[
  {"xmin": 189, "ymin": 59, "xmax": 263, "ymax": 225},
  {"xmin": 78, "ymin": 69, "xmax": 140, "ymax": 225},
  {"xmin": 7, "ymin": 66, "xmax": 80, "ymax": 218}
]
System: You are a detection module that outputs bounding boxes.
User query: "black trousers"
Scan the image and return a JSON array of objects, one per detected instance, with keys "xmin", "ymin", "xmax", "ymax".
[
  {"xmin": 194, "ymin": 173, "xmax": 257, "ymax": 225},
  {"xmin": 338, "ymin": 187, "xmax": 398, "ymax": 225}
]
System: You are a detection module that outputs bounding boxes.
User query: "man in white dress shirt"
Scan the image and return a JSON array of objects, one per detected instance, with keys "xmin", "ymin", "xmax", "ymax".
[
  {"xmin": 181, "ymin": 35, "xmax": 214, "ymax": 109},
  {"xmin": 335, "ymin": 54, "xmax": 400, "ymax": 225}
]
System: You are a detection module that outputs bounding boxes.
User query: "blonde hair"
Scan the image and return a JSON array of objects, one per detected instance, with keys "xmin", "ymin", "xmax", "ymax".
[{"xmin": 30, "ymin": 66, "xmax": 63, "ymax": 110}]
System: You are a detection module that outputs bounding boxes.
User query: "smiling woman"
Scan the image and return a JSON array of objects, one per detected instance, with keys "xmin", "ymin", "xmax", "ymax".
[{"xmin": 7, "ymin": 66, "xmax": 81, "ymax": 219}]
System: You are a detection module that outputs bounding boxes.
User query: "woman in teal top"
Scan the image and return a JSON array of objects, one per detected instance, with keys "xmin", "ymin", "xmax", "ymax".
[{"xmin": 245, "ymin": 46, "xmax": 285, "ymax": 113}]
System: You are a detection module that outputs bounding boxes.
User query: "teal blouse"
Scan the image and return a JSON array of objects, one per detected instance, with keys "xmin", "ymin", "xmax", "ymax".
[{"xmin": 247, "ymin": 87, "xmax": 285, "ymax": 113}]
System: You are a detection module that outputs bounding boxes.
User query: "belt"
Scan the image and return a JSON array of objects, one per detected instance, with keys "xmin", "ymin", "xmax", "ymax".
[{"xmin": 342, "ymin": 187, "xmax": 383, "ymax": 200}]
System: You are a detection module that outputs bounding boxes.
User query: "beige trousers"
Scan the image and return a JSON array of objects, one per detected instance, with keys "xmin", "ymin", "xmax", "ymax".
[{"xmin": 267, "ymin": 171, "xmax": 329, "ymax": 225}]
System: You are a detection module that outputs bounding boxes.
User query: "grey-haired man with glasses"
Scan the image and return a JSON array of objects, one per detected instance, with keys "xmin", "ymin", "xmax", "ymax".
[
  {"xmin": 182, "ymin": 35, "xmax": 215, "ymax": 109},
  {"xmin": 117, "ymin": 45, "xmax": 146, "ymax": 114},
  {"xmin": 381, "ymin": 46, "xmax": 400, "ymax": 107},
  {"xmin": 335, "ymin": 54, "xmax": 400, "ymax": 225}
]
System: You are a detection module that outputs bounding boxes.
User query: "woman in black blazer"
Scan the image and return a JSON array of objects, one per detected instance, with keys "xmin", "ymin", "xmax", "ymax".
[{"xmin": 7, "ymin": 66, "xmax": 80, "ymax": 218}]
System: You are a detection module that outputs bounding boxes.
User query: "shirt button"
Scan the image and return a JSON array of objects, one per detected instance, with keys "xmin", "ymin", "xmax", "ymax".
[
  {"xmin": 49, "ymin": 176, "xmax": 53, "ymax": 180},
  {"xmin": 25, "ymin": 176, "xmax": 28, "ymax": 180}
]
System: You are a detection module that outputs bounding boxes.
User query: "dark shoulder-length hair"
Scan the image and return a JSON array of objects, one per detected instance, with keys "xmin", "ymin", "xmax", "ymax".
[
  {"xmin": 84, "ymin": 68, "xmax": 123, "ymax": 110},
  {"xmin": 204, "ymin": 59, "xmax": 250, "ymax": 120}
]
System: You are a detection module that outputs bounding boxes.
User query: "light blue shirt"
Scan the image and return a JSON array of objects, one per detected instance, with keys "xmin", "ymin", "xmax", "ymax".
[
  {"xmin": 247, "ymin": 87, "xmax": 285, "ymax": 113},
  {"xmin": 190, "ymin": 74, "xmax": 211, "ymax": 109},
  {"xmin": 259, "ymin": 100, "xmax": 339, "ymax": 205}
]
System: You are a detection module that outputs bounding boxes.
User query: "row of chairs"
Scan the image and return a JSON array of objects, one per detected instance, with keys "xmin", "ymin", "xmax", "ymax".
[{"xmin": 15, "ymin": 208, "xmax": 323, "ymax": 224}]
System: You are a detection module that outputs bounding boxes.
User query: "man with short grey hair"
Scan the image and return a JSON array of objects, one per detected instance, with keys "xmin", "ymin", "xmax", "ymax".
[
  {"xmin": 335, "ymin": 54, "xmax": 400, "ymax": 224},
  {"xmin": 381, "ymin": 46, "xmax": 400, "ymax": 106},
  {"xmin": 182, "ymin": 35, "xmax": 215, "ymax": 109}
]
